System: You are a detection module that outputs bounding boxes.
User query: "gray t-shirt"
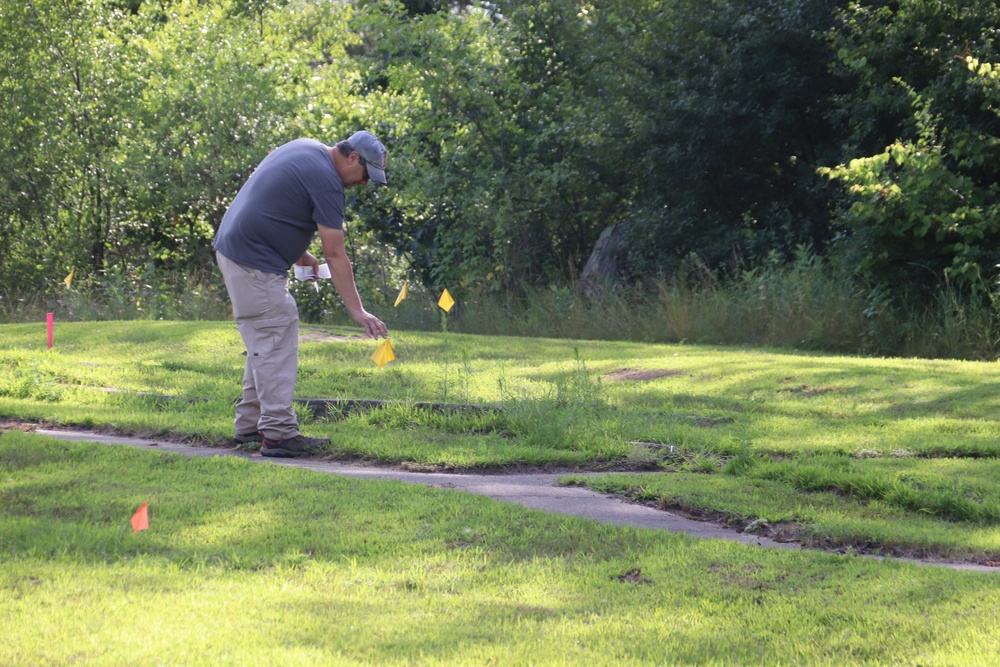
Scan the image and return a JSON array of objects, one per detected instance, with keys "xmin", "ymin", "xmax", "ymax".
[{"xmin": 213, "ymin": 138, "xmax": 344, "ymax": 275}]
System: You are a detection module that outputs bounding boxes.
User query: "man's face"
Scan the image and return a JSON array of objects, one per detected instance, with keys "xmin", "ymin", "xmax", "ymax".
[{"xmin": 343, "ymin": 152, "xmax": 369, "ymax": 189}]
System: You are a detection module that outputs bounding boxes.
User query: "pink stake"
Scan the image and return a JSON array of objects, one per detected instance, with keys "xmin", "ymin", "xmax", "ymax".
[{"xmin": 46, "ymin": 312, "xmax": 53, "ymax": 349}]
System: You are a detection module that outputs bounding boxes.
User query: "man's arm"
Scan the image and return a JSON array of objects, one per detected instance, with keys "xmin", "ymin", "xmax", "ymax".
[{"xmin": 317, "ymin": 225, "xmax": 388, "ymax": 339}]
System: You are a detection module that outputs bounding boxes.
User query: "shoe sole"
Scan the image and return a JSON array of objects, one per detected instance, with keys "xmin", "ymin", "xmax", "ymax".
[{"xmin": 260, "ymin": 447, "xmax": 306, "ymax": 458}]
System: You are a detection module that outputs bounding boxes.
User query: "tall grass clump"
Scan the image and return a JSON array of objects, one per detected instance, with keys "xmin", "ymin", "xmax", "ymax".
[
  {"xmin": 651, "ymin": 248, "xmax": 866, "ymax": 350},
  {"xmin": 0, "ymin": 263, "xmax": 233, "ymax": 323},
  {"xmin": 446, "ymin": 248, "xmax": 868, "ymax": 350},
  {"xmin": 858, "ymin": 283, "xmax": 1000, "ymax": 360},
  {"xmin": 6, "ymin": 247, "xmax": 1000, "ymax": 361},
  {"xmin": 448, "ymin": 249, "xmax": 1000, "ymax": 360},
  {"xmin": 737, "ymin": 456, "xmax": 1000, "ymax": 525}
]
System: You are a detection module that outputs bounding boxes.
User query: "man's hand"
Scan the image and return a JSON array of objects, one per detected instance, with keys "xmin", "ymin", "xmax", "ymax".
[
  {"xmin": 294, "ymin": 252, "xmax": 320, "ymax": 280},
  {"xmin": 316, "ymin": 226, "xmax": 388, "ymax": 339},
  {"xmin": 353, "ymin": 309, "xmax": 388, "ymax": 340}
]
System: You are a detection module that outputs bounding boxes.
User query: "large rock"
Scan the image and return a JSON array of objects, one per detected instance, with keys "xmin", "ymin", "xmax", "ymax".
[{"xmin": 580, "ymin": 223, "xmax": 628, "ymax": 293}]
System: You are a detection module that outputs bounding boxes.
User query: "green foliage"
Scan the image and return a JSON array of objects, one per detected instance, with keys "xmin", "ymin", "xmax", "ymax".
[
  {"xmin": 599, "ymin": 0, "xmax": 846, "ymax": 277},
  {"xmin": 827, "ymin": 0, "xmax": 1000, "ymax": 155},
  {"xmin": 5, "ymin": 0, "xmax": 1000, "ymax": 318},
  {"xmin": 0, "ymin": 0, "xmax": 146, "ymax": 288},
  {"xmin": 288, "ymin": 277, "xmax": 346, "ymax": 323},
  {"xmin": 353, "ymin": 0, "xmax": 643, "ymax": 293},
  {"xmin": 823, "ymin": 0, "xmax": 1000, "ymax": 297},
  {"xmin": 352, "ymin": 4, "xmax": 530, "ymax": 291},
  {"xmin": 0, "ymin": 0, "xmax": 353, "ymax": 296},
  {"xmin": 0, "ymin": 263, "xmax": 231, "ymax": 323},
  {"xmin": 820, "ymin": 64, "xmax": 1000, "ymax": 295},
  {"xmin": 116, "ymin": 0, "xmax": 300, "ymax": 271}
]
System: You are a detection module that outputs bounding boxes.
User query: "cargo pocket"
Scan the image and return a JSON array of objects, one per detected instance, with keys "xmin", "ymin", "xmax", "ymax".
[{"xmin": 247, "ymin": 316, "xmax": 291, "ymax": 356}]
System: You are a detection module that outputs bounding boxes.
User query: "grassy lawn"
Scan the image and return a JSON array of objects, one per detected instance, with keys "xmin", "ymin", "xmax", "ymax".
[
  {"xmin": 2, "ymin": 320, "xmax": 1000, "ymax": 662},
  {"xmin": 4, "ymin": 431, "xmax": 1000, "ymax": 666}
]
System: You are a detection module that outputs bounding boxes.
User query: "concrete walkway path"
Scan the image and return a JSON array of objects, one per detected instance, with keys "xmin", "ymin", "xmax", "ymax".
[{"xmin": 33, "ymin": 427, "xmax": 998, "ymax": 574}]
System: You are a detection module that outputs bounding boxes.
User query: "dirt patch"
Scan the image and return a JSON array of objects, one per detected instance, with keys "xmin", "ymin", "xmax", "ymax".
[
  {"xmin": 777, "ymin": 384, "xmax": 845, "ymax": 397},
  {"xmin": 613, "ymin": 568, "xmax": 653, "ymax": 585},
  {"xmin": 298, "ymin": 328, "xmax": 365, "ymax": 343},
  {"xmin": 401, "ymin": 461, "xmax": 455, "ymax": 473},
  {"xmin": 706, "ymin": 563, "xmax": 776, "ymax": 590},
  {"xmin": 296, "ymin": 398, "xmax": 499, "ymax": 419},
  {"xmin": 0, "ymin": 417, "xmax": 200, "ymax": 446},
  {"xmin": 603, "ymin": 368, "xmax": 685, "ymax": 382},
  {"xmin": 682, "ymin": 415, "xmax": 736, "ymax": 428},
  {"xmin": 0, "ymin": 418, "xmax": 36, "ymax": 433}
]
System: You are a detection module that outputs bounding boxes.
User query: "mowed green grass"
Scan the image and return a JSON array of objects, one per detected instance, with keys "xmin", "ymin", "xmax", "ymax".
[
  {"xmin": 2, "ymin": 320, "xmax": 1000, "ymax": 559},
  {"xmin": 4, "ymin": 431, "xmax": 1000, "ymax": 666},
  {"xmin": 2, "ymin": 320, "xmax": 997, "ymax": 459}
]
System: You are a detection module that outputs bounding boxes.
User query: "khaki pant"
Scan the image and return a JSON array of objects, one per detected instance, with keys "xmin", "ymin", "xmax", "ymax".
[{"xmin": 217, "ymin": 251, "xmax": 300, "ymax": 440}]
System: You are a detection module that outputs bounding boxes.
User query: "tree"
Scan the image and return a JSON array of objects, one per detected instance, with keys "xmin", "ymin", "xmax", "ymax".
[
  {"xmin": 820, "ymin": 61, "xmax": 1000, "ymax": 294},
  {"xmin": 116, "ymin": 0, "xmax": 303, "ymax": 272},
  {"xmin": 823, "ymin": 0, "xmax": 1000, "ymax": 295},
  {"xmin": 0, "ymin": 0, "xmax": 347, "ymax": 293},
  {"xmin": 583, "ymin": 0, "xmax": 847, "ymax": 280},
  {"xmin": 0, "ymin": 0, "xmax": 145, "ymax": 290},
  {"xmin": 352, "ymin": 0, "xmax": 642, "ymax": 294},
  {"xmin": 352, "ymin": 3, "xmax": 528, "ymax": 293}
]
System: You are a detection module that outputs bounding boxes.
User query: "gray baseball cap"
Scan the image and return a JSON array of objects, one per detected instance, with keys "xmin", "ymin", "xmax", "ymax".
[{"xmin": 348, "ymin": 130, "xmax": 388, "ymax": 185}]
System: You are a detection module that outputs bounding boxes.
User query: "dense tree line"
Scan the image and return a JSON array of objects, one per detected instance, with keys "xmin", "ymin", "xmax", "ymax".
[{"xmin": 2, "ymin": 0, "xmax": 999, "ymax": 305}]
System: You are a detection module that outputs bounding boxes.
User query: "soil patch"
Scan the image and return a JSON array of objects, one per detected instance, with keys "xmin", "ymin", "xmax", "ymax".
[
  {"xmin": 613, "ymin": 568, "xmax": 654, "ymax": 585},
  {"xmin": 777, "ymin": 384, "xmax": 845, "ymax": 397},
  {"xmin": 603, "ymin": 368, "xmax": 685, "ymax": 382},
  {"xmin": 296, "ymin": 397, "xmax": 499, "ymax": 419},
  {"xmin": 299, "ymin": 328, "xmax": 364, "ymax": 343},
  {"xmin": 0, "ymin": 417, "xmax": 200, "ymax": 446},
  {"xmin": 706, "ymin": 563, "xmax": 776, "ymax": 590}
]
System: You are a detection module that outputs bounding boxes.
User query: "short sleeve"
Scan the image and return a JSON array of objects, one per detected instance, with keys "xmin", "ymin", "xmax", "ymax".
[{"xmin": 311, "ymin": 187, "xmax": 344, "ymax": 230}]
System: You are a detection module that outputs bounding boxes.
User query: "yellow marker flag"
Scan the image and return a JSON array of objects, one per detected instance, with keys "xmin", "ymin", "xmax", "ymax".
[
  {"xmin": 371, "ymin": 338, "xmax": 396, "ymax": 369},
  {"xmin": 394, "ymin": 281, "xmax": 408, "ymax": 307},
  {"xmin": 438, "ymin": 289, "xmax": 455, "ymax": 312},
  {"xmin": 63, "ymin": 269, "xmax": 74, "ymax": 288}
]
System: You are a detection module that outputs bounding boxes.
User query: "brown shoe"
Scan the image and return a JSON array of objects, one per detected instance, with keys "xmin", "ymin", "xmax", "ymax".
[{"xmin": 260, "ymin": 434, "xmax": 331, "ymax": 458}]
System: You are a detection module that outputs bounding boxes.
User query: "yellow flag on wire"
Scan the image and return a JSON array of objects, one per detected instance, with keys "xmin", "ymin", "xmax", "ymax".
[
  {"xmin": 438, "ymin": 289, "xmax": 455, "ymax": 313},
  {"xmin": 371, "ymin": 338, "xmax": 396, "ymax": 369},
  {"xmin": 394, "ymin": 281, "xmax": 408, "ymax": 307},
  {"xmin": 63, "ymin": 269, "xmax": 74, "ymax": 288}
]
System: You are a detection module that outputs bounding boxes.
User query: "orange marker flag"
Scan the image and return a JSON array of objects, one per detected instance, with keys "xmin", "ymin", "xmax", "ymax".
[
  {"xmin": 131, "ymin": 502, "xmax": 149, "ymax": 534},
  {"xmin": 63, "ymin": 269, "xmax": 74, "ymax": 288},
  {"xmin": 438, "ymin": 289, "xmax": 455, "ymax": 313},
  {"xmin": 394, "ymin": 281, "xmax": 408, "ymax": 307},
  {"xmin": 371, "ymin": 338, "xmax": 396, "ymax": 369}
]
